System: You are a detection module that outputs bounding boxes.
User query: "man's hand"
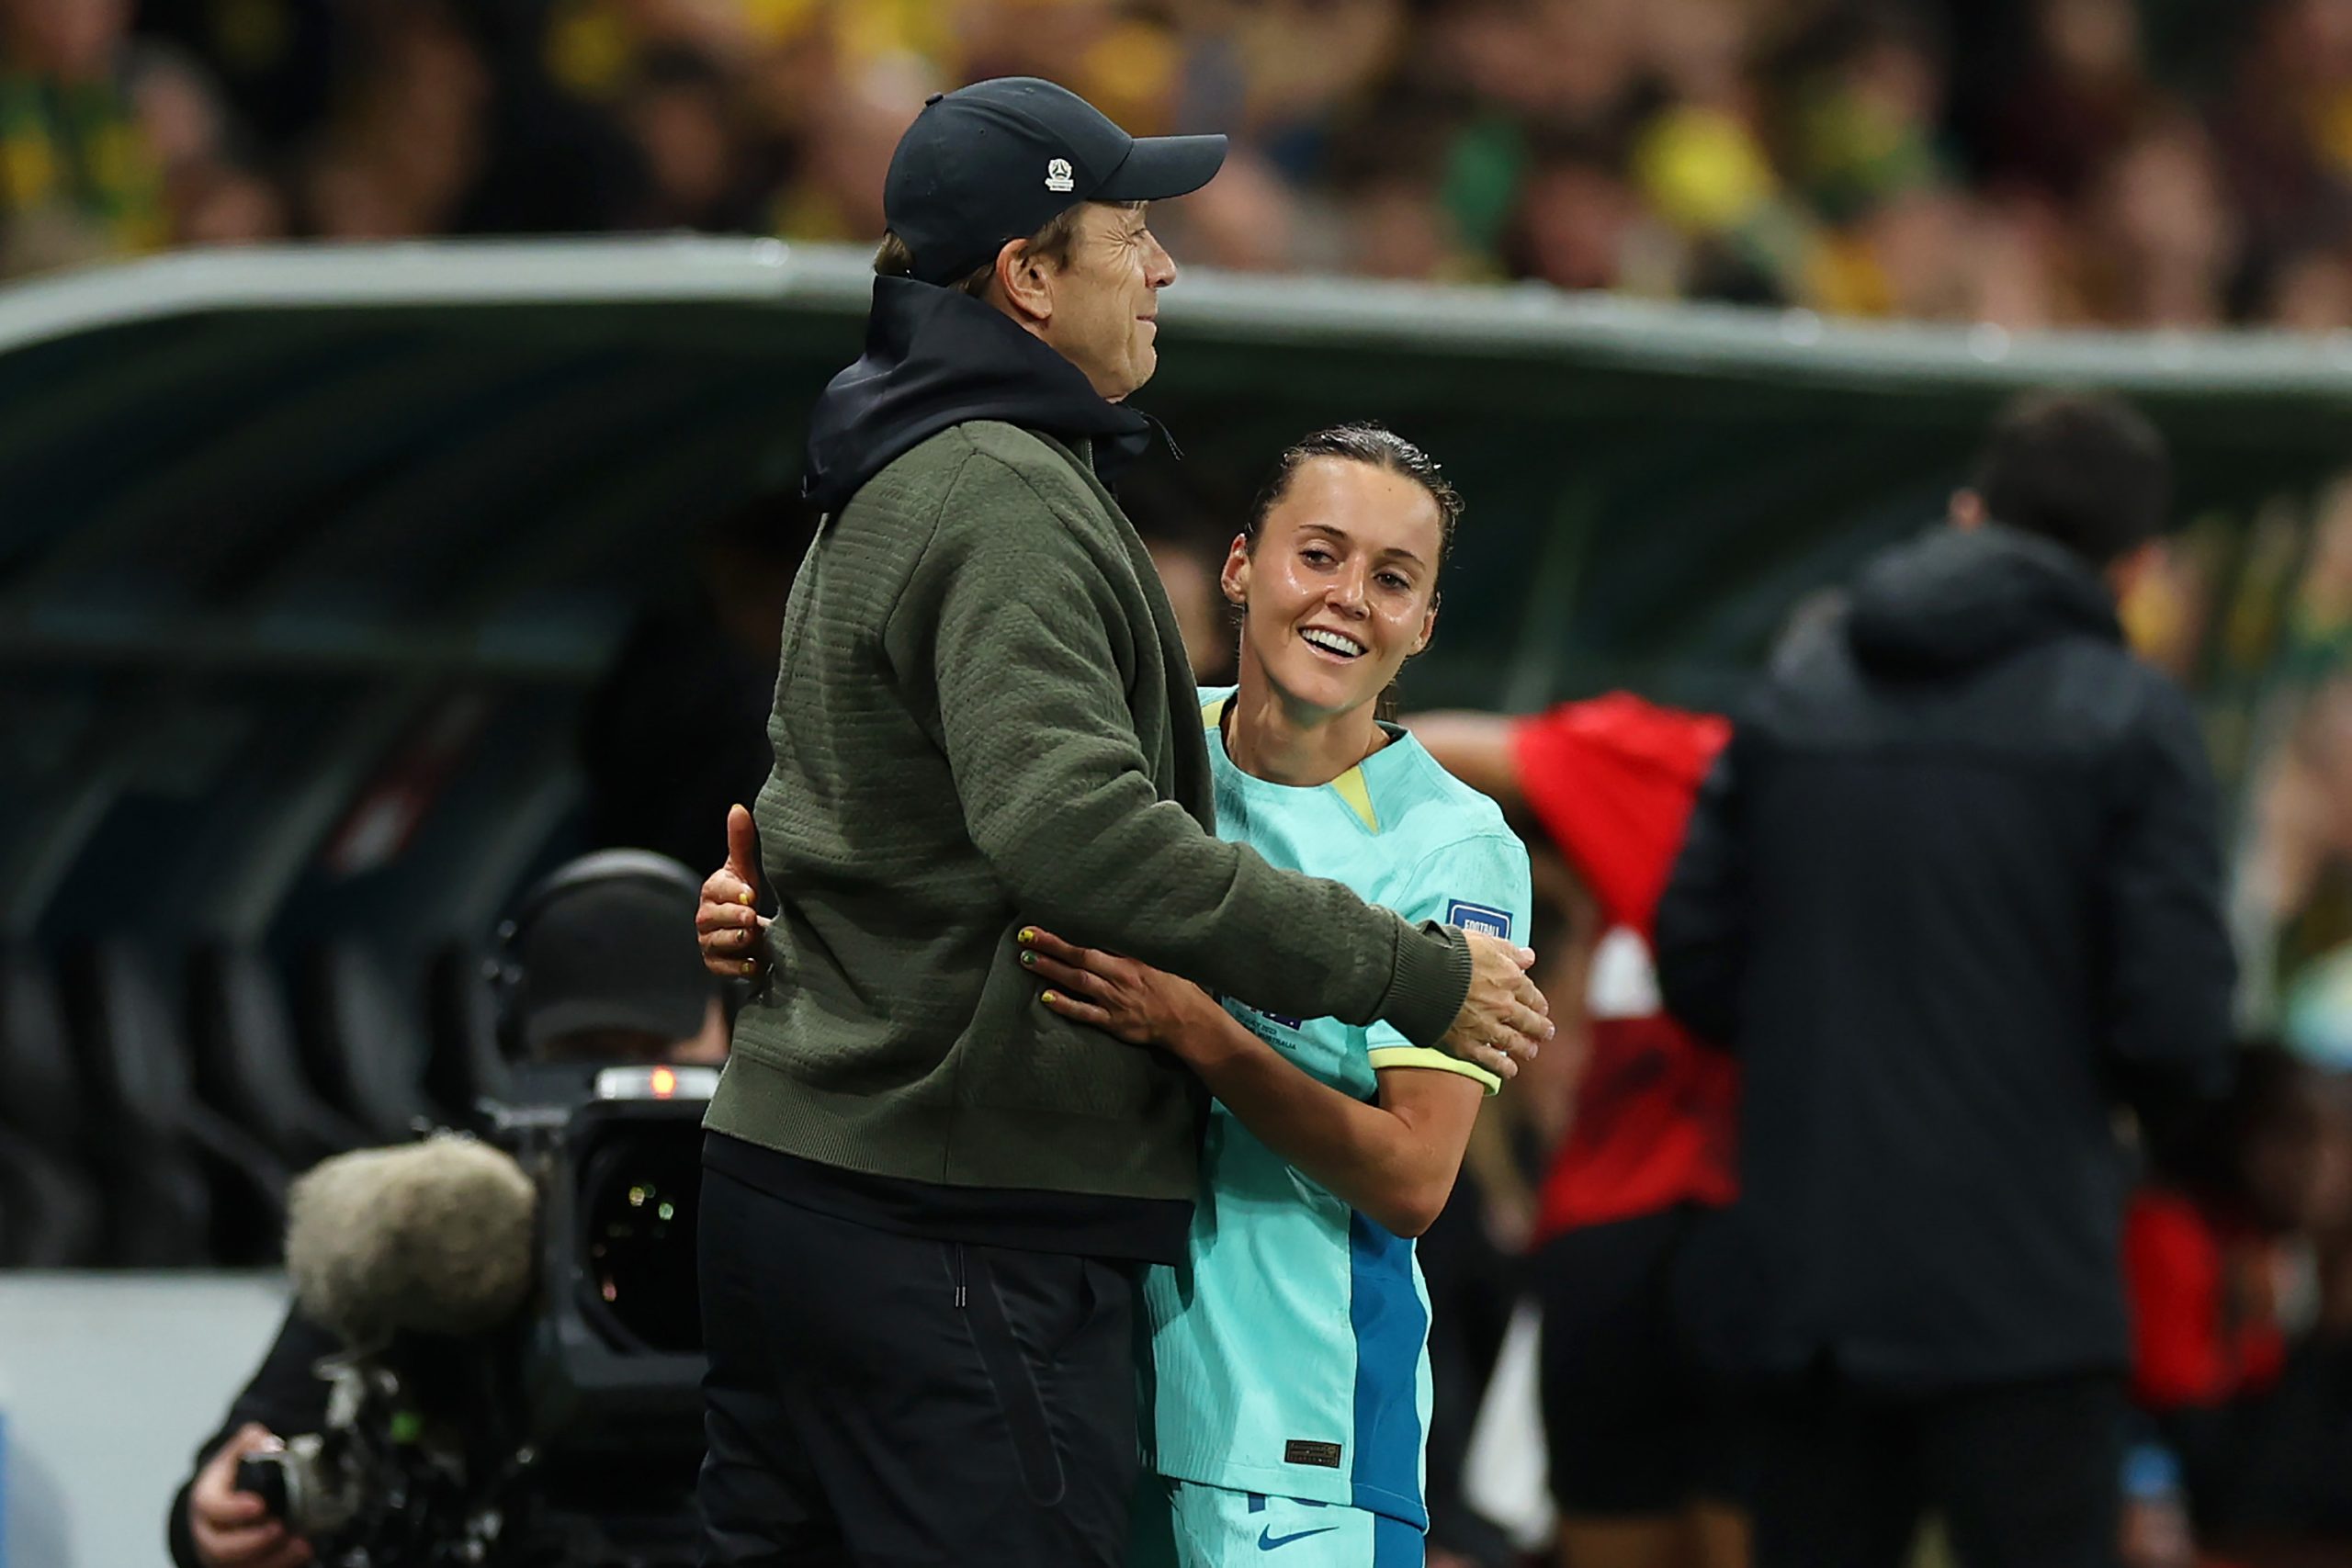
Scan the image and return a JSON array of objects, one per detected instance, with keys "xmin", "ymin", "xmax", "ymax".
[
  {"xmin": 188, "ymin": 1424, "xmax": 311, "ymax": 1568},
  {"xmin": 1018, "ymin": 928, "xmax": 1227, "ymax": 1055},
  {"xmin": 1439, "ymin": 931, "xmax": 1551, "ymax": 1080},
  {"xmin": 696, "ymin": 804, "xmax": 770, "ymax": 978}
]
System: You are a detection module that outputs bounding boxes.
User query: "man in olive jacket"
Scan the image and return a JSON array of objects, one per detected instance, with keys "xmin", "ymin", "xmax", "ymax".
[{"xmin": 695, "ymin": 79, "xmax": 1552, "ymax": 1566}]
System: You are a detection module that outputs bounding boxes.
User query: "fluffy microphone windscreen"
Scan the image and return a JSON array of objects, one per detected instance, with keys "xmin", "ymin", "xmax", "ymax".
[{"xmin": 286, "ymin": 1133, "xmax": 538, "ymax": 1347}]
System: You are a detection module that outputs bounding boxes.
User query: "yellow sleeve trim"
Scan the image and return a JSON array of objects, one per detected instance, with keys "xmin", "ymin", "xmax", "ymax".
[
  {"xmin": 1366, "ymin": 1044, "xmax": 1501, "ymax": 1096},
  {"xmin": 1203, "ymin": 695, "xmax": 1227, "ymax": 730}
]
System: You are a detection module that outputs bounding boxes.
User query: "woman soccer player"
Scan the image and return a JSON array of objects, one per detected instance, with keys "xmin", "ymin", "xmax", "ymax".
[{"xmin": 1018, "ymin": 423, "xmax": 1532, "ymax": 1568}]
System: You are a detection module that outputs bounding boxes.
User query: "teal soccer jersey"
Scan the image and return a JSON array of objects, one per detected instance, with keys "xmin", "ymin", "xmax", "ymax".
[{"xmin": 1141, "ymin": 690, "xmax": 1533, "ymax": 1530}]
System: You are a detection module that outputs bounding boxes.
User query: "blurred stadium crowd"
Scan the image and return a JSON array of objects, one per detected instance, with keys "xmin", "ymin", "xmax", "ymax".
[{"xmin": 17, "ymin": 0, "xmax": 2352, "ymax": 326}]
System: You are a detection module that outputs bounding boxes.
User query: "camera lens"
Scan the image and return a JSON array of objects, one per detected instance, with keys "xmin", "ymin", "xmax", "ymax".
[{"xmin": 577, "ymin": 1125, "xmax": 703, "ymax": 1354}]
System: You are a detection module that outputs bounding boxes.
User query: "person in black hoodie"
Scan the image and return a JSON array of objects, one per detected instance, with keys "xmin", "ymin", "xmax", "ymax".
[{"xmin": 1655, "ymin": 390, "xmax": 2237, "ymax": 1568}]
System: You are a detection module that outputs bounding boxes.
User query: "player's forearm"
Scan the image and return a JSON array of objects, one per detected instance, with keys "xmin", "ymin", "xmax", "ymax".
[{"xmin": 1171, "ymin": 1011, "xmax": 1460, "ymax": 1237}]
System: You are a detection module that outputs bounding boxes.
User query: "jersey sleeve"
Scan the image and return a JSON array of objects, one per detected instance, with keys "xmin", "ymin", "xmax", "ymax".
[{"xmin": 1364, "ymin": 830, "xmax": 1533, "ymax": 1095}]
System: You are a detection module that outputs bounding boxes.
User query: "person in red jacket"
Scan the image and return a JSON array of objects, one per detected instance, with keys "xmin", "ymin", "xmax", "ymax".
[{"xmin": 1414, "ymin": 694, "xmax": 1745, "ymax": 1568}]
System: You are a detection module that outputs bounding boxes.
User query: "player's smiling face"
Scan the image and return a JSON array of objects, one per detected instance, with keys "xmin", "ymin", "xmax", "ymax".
[{"xmin": 1223, "ymin": 457, "xmax": 1442, "ymax": 720}]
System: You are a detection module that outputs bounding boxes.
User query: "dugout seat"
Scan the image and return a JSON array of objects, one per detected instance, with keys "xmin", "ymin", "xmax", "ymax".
[
  {"xmin": 294, "ymin": 941, "xmax": 436, "ymax": 1142},
  {"xmin": 187, "ymin": 942, "xmax": 371, "ymax": 1173},
  {"xmin": 0, "ymin": 947, "xmax": 105, "ymax": 1266},
  {"xmin": 63, "ymin": 941, "xmax": 288, "ymax": 1265},
  {"xmin": 0, "ymin": 1127, "xmax": 101, "ymax": 1267},
  {"xmin": 424, "ymin": 941, "xmax": 510, "ymax": 1119}
]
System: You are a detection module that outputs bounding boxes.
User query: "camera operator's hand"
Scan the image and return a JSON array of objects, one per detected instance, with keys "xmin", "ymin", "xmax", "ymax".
[
  {"xmin": 697, "ymin": 804, "xmax": 771, "ymax": 978},
  {"xmin": 1436, "ymin": 930, "xmax": 1551, "ymax": 1081},
  {"xmin": 189, "ymin": 1424, "xmax": 311, "ymax": 1568}
]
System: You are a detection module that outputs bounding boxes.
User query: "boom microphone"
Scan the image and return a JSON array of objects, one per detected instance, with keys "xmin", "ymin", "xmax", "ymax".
[{"xmin": 285, "ymin": 1133, "xmax": 538, "ymax": 1347}]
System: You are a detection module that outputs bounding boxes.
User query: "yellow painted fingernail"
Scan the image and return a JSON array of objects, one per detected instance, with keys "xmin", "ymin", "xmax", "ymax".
[
  {"xmin": 739, "ymin": 890, "xmax": 753, "ymax": 906},
  {"xmin": 1018, "ymin": 928, "xmax": 1036, "ymax": 944},
  {"xmin": 1042, "ymin": 991, "xmax": 1059, "ymax": 1005},
  {"xmin": 741, "ymin": 961, "xmax": 758, "ymax": 976}
]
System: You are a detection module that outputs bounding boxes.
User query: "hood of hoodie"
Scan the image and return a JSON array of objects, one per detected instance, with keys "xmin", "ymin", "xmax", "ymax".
[
  {"xmin": 1845, "ymin": 522, "xmax": 2123, "ymax": 675},
  {"xmin": 801, "ymin": 276, "xmax": 1156, "ymax": 514}
]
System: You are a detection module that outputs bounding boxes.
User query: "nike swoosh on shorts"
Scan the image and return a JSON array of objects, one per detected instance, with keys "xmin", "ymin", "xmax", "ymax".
[{"xmin": 1258, "ymin": 1525, "xmax": 1340, "ymax": 1551}]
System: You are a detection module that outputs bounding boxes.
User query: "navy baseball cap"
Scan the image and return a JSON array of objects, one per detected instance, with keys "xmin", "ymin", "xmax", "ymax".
[{"xmin": 884, "ymin": 76, "xmax": 1227, "ymax": 287}]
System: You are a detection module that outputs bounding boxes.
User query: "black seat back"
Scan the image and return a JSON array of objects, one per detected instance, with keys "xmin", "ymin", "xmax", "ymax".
[
  {"xmin": 424, "ymin": 942, "xmax": 511, "ymax": 1121},
  {"xmin": 61, "ymin": 942, "xmax": 215, "ymax": 1265},
  {"xmin": 0, "ymin": 947, "xmax": 106, "ymax": 1266},
  {"xmin": 0, "ymin": 1126, "xmax": 105, "ymax": 1267},
  {"xmin": 64, "ymin": 942, "xmax": 289, "ymax": 1265},
  {"xmin": 0, "ymin": 945, "xmax": 88, "ymax": 1157},
  {"xmin": 188, "ymin": 942, "xmax": 370, "ymax": 1171},
  {"xmin": 296, "ymin": 942, "xmax": 435, "ymax": 1142}
]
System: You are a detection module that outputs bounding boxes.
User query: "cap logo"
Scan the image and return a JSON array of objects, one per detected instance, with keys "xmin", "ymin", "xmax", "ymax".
[{"xmin": 1045, "ymin": 157, "xmax": 1075, "ymax": 194}]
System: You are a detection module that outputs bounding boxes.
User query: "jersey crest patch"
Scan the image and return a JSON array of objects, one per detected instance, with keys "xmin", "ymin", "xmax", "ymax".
[{"xmin": 1444, "ymin": 899, "xmax": 1512, "ymax": 941}]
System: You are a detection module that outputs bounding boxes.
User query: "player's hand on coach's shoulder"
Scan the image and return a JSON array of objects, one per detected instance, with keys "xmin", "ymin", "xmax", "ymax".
[
  {"xmin": 697, "ymin": 803, "xmax": 771, "ymax": 978},
  {"xmin": 188, "ymin": 1424, "xmax": 312, "ymax": 1568},
  {"xmin": 1439, "ymin": 930, "xmax": 1551, "ymax": 1081}
]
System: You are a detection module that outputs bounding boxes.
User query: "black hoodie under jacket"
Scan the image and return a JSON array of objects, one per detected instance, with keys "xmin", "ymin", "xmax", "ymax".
[{"xmin": 801, "ymin": 276, "xmax": 1155, "ymax": 515}]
